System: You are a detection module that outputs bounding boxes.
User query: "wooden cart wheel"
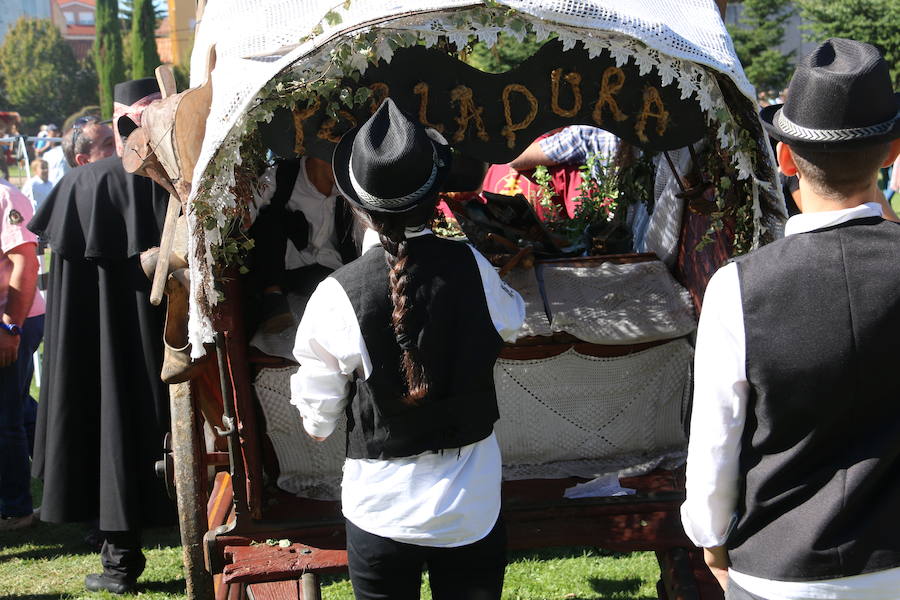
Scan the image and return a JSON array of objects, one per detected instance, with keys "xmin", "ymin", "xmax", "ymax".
[{"xmin": 170, "ymin": 381, "xmax": 216, "ymax": 600}]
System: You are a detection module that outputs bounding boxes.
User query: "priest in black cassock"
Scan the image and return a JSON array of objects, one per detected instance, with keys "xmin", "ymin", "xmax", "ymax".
[{"xmin": 28, "ymin": 79, "xmax": 173, "ymax": 595}]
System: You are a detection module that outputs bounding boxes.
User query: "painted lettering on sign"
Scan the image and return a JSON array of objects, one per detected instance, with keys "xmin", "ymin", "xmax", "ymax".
[
  {"xmin": 413, "ymin": 82, "xmax": 444, "ymax": 132},
  {"xmin": 262, "ymin": 41, "xmax": 705, "ymax": 164},
  {"xmin": 592, "ymin": 66, "xmax": 629, "ymax": 127},
  {"xmin": 550, "ymin": 68, "xmax": 582, "ymax": 118},
  {"xmin": 501, "ymin": 84, "xmax": 538, "ymax": 148},
  {"xmin": 368, "ymin": 82, "xmax": 389, "ymax": 114},
  {"xmin": 635, "ymin": 85, "xmax": 670, "ymax": 143},
  {"xmin": 291, "ymin": 99, "xmax": 320, "ymax": 155},
  {"xmin": 450, "ymin": 85, "xmax": 490, "ymax": 143}
]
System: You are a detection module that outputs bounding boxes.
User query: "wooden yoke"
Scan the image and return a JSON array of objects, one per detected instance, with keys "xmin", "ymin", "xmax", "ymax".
[{"xmin": 122, "ymin": 45, "xmax": 217, "ymax": 304}]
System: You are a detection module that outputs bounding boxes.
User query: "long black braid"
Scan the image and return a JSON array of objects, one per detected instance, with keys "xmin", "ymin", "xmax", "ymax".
[{"xmin": 352, "ymin": 198, "xmax": 438, "ymax": 405}]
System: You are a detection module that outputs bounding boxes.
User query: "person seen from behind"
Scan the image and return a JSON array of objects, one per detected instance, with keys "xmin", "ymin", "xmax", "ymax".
[
  {"xmin": 28, "ymin": 78, "xmax": 171, "ymax": 595},
  {"xmin": 42, "ymin": 125, "xmax": 68, "ymax": 186},
  {"xmin": 681, "ymin": 38, "xmax": 900, "ymax": 600},
  {"xmin": 291, "ymin": 98, "xmax": 525, "ymax": 600}
]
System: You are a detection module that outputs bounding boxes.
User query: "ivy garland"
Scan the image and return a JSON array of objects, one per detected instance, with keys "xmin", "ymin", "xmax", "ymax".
[{"xmin": 193, "ymin": 2, "xmax": 777, "ymax": 278}]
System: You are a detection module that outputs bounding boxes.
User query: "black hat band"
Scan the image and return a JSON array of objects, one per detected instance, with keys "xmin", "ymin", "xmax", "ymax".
[
  {"xmin": 348, "ymin": 145, "xmax": 443, "ymax": 209},
  {"xmin": 775, "ymin": 108, "xmax": 899, "ymax": 143}
]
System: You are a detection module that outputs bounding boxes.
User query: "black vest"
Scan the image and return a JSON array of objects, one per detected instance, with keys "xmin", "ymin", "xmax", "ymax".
[
  {"xmin": 272, "ymin": 159, "xmax": 357, "ymax": 266},
  {"xmin": 729, "ymin": 217, "xmax": 900, "ymax": 581},
  {"xmin": 331, "ymin": 235, "xmax": 504, "ymax": 460}
]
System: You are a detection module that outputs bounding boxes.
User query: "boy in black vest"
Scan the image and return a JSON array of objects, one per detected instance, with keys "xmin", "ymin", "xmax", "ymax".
[{"xmin": 681, "ymin": 39, "xmax": 900, "ymax": 600}]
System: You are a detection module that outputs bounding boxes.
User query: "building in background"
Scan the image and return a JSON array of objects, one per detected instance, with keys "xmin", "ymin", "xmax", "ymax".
[
  {"xmin": 165, "ymin": 0, "xmax": 195, "ymax": 66},
  {"xmin": 52, "ymin": 0, "xmax": 96, "ymax": 61},
  {"xmin": 155, "ymin": 14, "xmax": 172, "ymax": 63},
  {"xmin": 0, "ymin": 0, "xmax": 52, "ymax": 45}
]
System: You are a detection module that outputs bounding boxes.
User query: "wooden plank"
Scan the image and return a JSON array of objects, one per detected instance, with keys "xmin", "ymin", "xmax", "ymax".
[
  {"xmin": 537, "ymin": 253, "xmax": 658, "ymax": 266},
  {"xmin": 506, "ymin": 507, "xmax": 688, "ymax": 552},
  {"xmin": 170, "ymin": 381, "xmax": 215, "ymax": 600},
  {"xmin": 212, "ymin": 471, "xmax": 693, "ymax": 586},
  {"xmin": 223, "ymin": 544, "xmax": 348, "ymax": 585},
  {"xmin": 499, "ymin": 337, "xmax": 671, "ymax": 360},
  {"xmin": 207, "ymin": 472, "xmax": 234, "ymax": 531},
  {"xmin": 246, "ymin": 580, "xmax": 300, "ymax": 600},
  {"xmin": 215, "ymin": 275, "xmax": 266, "ymax": 520}
]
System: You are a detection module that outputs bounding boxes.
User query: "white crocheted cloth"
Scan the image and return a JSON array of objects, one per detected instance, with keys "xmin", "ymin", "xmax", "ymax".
[
  {"xmin": 254, "ymin": 339, "xmax": 690, "ymax": 499},
  {"xmin": 543, "ymin": 261, "xmax": 696, "ymax": 344},
  {"xmin": 501, "ymin": 267, "xmax": 552, "ymax": 338},
  {"xmin": 185, "ymin": 0, "xmax": 772, "ymax": 357},
  {"xmin": 643, "ymin": 147, "xmax": 693, "ymax": 266}
]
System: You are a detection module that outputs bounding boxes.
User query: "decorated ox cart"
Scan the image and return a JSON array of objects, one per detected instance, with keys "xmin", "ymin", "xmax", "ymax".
[{"xmin": 129, "ymin": 1, "xmax": 787, "ymax": 598}]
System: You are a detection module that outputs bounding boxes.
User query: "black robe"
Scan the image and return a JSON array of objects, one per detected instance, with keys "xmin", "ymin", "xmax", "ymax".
[{"xmin": 28, "ymin": 156, "xmax": 174, "ymax": 531}]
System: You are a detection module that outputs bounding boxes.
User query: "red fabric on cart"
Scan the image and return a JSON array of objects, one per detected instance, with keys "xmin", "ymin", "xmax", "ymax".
[{"xmin": 481, "ymin": 162, "xmax": 582, "ymax": 221}]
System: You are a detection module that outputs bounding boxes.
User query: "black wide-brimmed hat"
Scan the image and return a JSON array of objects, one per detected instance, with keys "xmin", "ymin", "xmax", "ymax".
[
  {"xmin": 114, "ymin": 78, "xmax": 162, "ymax": 139},
  {"xmin": 113, "ymin": 78, "xmax": 160, "ymax": 106},
  {"xmin": 333, "ymin": 98, "xmax": 452, "ymax": 213},
  {"xmin": 760, "ymin": 38, "xmax": 899, "ymax": 152}
]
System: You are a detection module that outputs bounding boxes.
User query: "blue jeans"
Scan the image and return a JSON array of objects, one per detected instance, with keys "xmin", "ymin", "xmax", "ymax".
[{"xmin": 0, "ymin": 314, "xmax": 44, "ymax": 518}]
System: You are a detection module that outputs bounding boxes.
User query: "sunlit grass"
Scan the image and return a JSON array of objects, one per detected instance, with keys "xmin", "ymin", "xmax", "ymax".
[{"xmin": 2, "ymin": 481, "xmax": 660, "ymax": 600}]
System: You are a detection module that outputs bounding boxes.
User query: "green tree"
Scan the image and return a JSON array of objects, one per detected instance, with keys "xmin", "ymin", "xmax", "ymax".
[
  {"xmin": 95, "ymin": 0, "xmax": 126, "ymax": 118},
  {"xmin": 727, "ymin": 0, "xmax": 795, "ymax": 93},
  {"xmin": 465, "ymin": 33, "xmax": 547, "ymax": 73},
  {"xmin": 119, "ymin": 0, "xmax": 166, "ymax": 30},
  {"xmin": 131, "ymin": 0, "xmax": 162, "ymax": 78},
  {"xmin": 796, "ymin": 0, "xmax": 900, "ymax": 86},
  {"xmin": 0, "ymin": 18, "xmax": 83, "ymax": 128},
  {"xmin": 74, "ymin": 55, "xmax": 100, "ymax": 112}
]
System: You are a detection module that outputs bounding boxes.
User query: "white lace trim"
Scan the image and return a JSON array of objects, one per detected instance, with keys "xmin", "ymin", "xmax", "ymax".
[{"xmin": 186, "ymin": 2, "xmax": 774, "ymax": 354}]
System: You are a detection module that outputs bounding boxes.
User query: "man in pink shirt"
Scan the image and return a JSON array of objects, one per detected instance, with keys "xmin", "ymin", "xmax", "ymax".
[{"xmin": 0, "ymin": 177, "xmax": 44, "ymax": 531}]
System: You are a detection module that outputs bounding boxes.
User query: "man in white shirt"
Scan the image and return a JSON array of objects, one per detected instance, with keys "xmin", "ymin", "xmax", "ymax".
[
  {"xmin": 43, "ymin": 125, "xmax": 68, "ymax": 186},
  {"xmin": 248, "ymin": 155, "xmax": 359, "ymax": 335},
  {"xmin": 681, "ymin": 39, "xmax": 900, "ymax": 600}
]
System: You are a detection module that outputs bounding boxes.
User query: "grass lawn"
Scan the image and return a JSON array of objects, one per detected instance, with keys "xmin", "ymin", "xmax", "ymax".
[{"xmin": 1, "ymin": 480, "xmax": 661, "ymax": 600}]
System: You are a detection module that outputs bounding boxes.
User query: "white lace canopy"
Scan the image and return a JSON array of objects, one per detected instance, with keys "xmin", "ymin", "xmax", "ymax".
[{"xmin": 185, "ymin": 0, "xmax": 773, "ymax": 353}]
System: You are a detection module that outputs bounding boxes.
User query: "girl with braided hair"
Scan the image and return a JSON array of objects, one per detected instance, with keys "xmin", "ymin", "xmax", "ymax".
[{"xmin": 291, "ymin": 99, "xmax": 524, "ymax": 599}]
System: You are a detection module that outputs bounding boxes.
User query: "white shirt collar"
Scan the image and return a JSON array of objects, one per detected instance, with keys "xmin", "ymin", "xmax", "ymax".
[
  {"xmin": 784, "ymin": 202, "xmax": 883, "ymax": 237},
  {"xmin": 362, "ymin": 227, "xmax": 433, "ymax": 253}
]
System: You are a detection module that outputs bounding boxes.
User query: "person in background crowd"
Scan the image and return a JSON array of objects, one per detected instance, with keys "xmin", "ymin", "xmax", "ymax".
[
  {"xmin": 29, "ymin": 78, "xmax": 171, "ymax": 595},
  {"xmin": 20, "ymin": 159, "xmax": 53, "ymax": 210},
  {"xmin": 43, "ymin": 125, "xmax": 68, "ymax": 186},
  {"xmin": 292, "ymin": 99, "xmax": 525, "ymax": 600},
  {"xmin": 886, "ymin": 154, "xmax": 900, "ymax": 202},
  {"xmin": 33, "ymin": 125, "xmax": 50, "ymax": 158},
  {"xmin": 681, "ymin": 38, "xmax": 900, "ymax": 600},
  {"xmin": 61, "ymin": 116, "xmax": 115, "ymax": 168},
  {"xmin": 510, "ymin": 124, "xmax": 620, "ymax": 173},
  {"xmin": 0, "ymin": 177, "xmax": 44, "ymax": 531},
  {"xmin": 508, "ymin": 125, "xmax": 650, "ymax": 248}
]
